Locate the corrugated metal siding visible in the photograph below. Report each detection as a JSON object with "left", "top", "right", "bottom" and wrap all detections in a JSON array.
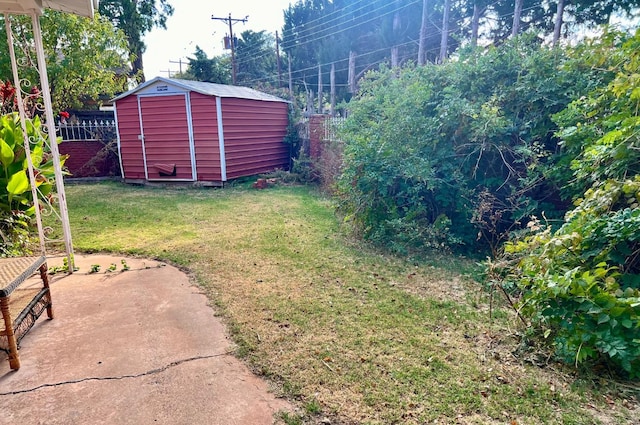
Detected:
[
  {"left": 139, "top": 95, "right": 194, "bottom": 180},
  {"left": 115, "top": 96, "right": 145, "bottom": 179},
  {"left": 220, "top": 98, "right": 289, "bottom": 180},
  {"left": 190, "top": 92, "right": 222, "bottom": 181}
]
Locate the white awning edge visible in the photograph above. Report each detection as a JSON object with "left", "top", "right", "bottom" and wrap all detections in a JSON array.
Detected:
[{"left": 0, "top": 0, "right": 96, "bottom": 18}]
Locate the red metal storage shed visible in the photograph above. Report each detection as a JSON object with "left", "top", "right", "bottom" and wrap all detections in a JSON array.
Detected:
[{"left": 113, "top": 77, "right": 290, "bottom": 185}]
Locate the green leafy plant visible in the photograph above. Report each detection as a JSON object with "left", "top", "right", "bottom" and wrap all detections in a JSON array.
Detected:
[
  {"left": 89, "top": 264, "right": 101, "bottom": 274},
  {"left": 0, "top": 210, "right": 32, "bottom": 257},
  {"left": 48, "top": 255, "right": 78, "bottom": 274},
  {"left": 506, "top": 179, "right": 640, "bottom": 377},
  {"left": 0, "top": 112, "right": 67, "bottom": 256},
  {"left": 551, "top": 29, "right": 640, "bottom": 201},
  {"left": 497, "top": 29, "right": 640, "bottom": 378}
]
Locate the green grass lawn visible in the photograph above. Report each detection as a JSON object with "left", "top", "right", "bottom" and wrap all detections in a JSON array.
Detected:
[{"left": 63, "top": 181, "right": 637, "bottom": 424}]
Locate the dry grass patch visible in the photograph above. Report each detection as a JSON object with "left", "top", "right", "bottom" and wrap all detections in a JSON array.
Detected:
[{"left": 65, "top": 181, "right": 639, "bottom": 425}]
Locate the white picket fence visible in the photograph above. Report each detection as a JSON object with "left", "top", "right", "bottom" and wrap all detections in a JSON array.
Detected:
[
  {"left": 299, "top": 116, "right": 346, "bottom": 143},
  {"left": 57, "top": 119, "right": 117, "bottom": 142},
  {"left": 56, "top": 117, "right": 345, "bottom": 143},
  {"left": 323, "top": 117, "right": 346, "bottom": 142}
]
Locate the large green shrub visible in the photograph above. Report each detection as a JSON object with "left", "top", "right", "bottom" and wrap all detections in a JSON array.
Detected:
[
  {"left": 336, "top": 35, "right": 600, "bottom": 254},
  {"left": 336, "top": 64, "right": 470, "bottom": 253},
  {"left": 501, "top": 30, "right": 640, "bottom": 378},
  {"left": 0, "top": 112, "right": 64, "bottom": 256},
  {"left": 550, "top": 29, "right": 640, "bottom": 201}
]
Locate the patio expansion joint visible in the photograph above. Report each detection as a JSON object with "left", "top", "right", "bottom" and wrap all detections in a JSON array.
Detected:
[{"left": 0, "top": 351, "right": 233, "bottom": 396}]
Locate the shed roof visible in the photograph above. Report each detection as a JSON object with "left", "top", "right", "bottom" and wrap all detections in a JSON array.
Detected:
[
  {"left": 113, "top": 77, "right": 289, "bottom": 103},
  {"left": 0, "top": 0, "right": 96, "bottom": 17}
]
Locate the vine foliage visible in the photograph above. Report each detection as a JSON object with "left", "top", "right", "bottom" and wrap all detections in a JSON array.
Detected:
[{"left": 502, "top": 30, "right": 640, "bottom": 377}]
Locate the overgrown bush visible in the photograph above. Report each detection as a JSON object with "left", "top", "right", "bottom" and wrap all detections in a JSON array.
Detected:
[
  {"left": 336, "top": 35, "right": 601, "bottom": 254},
  {"left": 498, "top": 30, "right": 640, "bottom": 378},
  {"left": 504, "top": 179, "right": 640, "bottom": 377},
  {"left": 336, "top": 63, "right": 470, "bottom": 252},
  {"left": 549, "top": 29, "right": 640, "bottom": 201},
  {"left": 335, "top": 27, "right": 640, "bottom": 376},
  {"left": 0, "top": 112, "right": 65, "bottom": 256}
]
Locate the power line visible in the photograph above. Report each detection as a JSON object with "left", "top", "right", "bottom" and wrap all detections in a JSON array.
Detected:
[
  {"left": 282, "top": 0, "right": 421, "bottom": 52},
  {"left": 204, "top": 1, "right": 562, "bottom": 92},
  {"left": 283, "top": 0, "right": 414, "bottom": 43},
  {"left": 239, "top": 0, "right": 509, "bottom": 70},
  {"left": 215, "top": 0, "right": 510, "bottom": 79},
  {"left": 229, "top": 1, "right": 400, "bottom": 71},
  {"left": 236, "top": 1, "right": 542, "bottom": 89},
  {"left": 212, "top": 13, "right": 248, "bottom": 85},
  {"left": 240, "top": 0, "right": 482, "bottom": 86},
  {"left": 234, "top": 0, "right": 421, "bottom": 70},
  {"left": 242, "top": 38, "right": 441, "bottom": 89}
]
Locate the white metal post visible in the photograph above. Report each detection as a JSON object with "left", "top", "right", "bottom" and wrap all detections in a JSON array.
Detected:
[{"left": 30, "top": 12, "right": 75, "bottom": 271}]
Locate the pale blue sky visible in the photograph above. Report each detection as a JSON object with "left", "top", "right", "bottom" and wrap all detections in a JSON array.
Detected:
[{"left": 143, "top": 0, "right": 293, "bottom": 80}]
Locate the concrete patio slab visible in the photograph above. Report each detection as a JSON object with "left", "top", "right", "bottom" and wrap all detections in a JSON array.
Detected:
[{"left": 0, "top": 254, "right": 291, "bottom": 424}]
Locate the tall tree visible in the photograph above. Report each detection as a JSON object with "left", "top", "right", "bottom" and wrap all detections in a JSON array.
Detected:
[
  {"left": 488, "top": 0, "right": 552, "bottom": 42},
  {"left": 235, "top": 30, "right": 278, "bottom": 86},
  {"left": 440, "top": 0, "right": 451, "bottom": 62},
  {"left": 512, "top": 0, "right": 524, "bottom": 36},
  {"left": 282, "top": 0, "right": 326, "bottom": 90},
  {"left": 418, "top": 0, "right": 429, "bottom": 64},
  {"left": 471, "top": 1, "right": 481, "bottom": 46},
  {"left": 469, "top": 0, "right": 492, "bottom": 47},
  {"left": 553, "top": 0, "right": 566, "bottom": 46},
  {"left": 181, "top": 46, "right": 231, "bottom": 84},
  {"left": 0, "top": 12, "right": 129, "bottom": 111},
  {"left": 99, "top": 0, "right": 174, "bottom": 82},
  {"left": 391, "top": 0, "right": 403, "bottom": 67},
  {"left": 282, "top": 0, "right": 355, "bottom": 101}
]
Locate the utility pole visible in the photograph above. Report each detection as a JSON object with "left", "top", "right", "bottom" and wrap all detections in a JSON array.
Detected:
[
  {"left": 330, "top": 63, "right": 335, "bottom": 117},
  {"left": 276, "top": 31, "right": 283, "bottom": 88},
  {"left": 169, "top": 58, "right": 187, "bottom": 75},
  {"left": 288, "top": 56, "right": 293, "bottom": 101},
  {"left": 212, "top": 13, "right": 248, "bottom": 85},
  {"left": 418, "top": 0, "right": 428, "bottom": 65},
  {"left": 439, "top": 0, "right": 450, "bottom": 63},
  {"left": 317, "top": 63, "right": 322, "bottom": 113}
]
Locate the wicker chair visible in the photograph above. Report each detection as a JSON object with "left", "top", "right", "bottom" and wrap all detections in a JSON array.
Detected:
[{"left": 0, "top": 256, "right": 53, "bottom": 370}]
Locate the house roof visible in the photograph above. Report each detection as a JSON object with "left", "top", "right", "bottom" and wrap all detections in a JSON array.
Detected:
[
  {"left": 113, "top": 77, "right": 289, "bottom": 103},
  {"left": 0, "top": 0, "right": 96, "bottom": 17}
]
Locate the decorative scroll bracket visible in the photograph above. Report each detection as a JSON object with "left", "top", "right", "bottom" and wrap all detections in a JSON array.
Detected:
[{"left": 3, "top": 12, "right": 75, "bottom": 270}]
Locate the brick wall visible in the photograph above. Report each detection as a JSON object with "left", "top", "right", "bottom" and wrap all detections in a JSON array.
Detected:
[
  {"left": 305, "top": 114, "right": 345, "bottom": 192},
  {"left": 308, "top": 114, "right": 326, "bottom": 160},
  {"left": 59, "top": 141, "right": 121, "bottom": 178}
]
